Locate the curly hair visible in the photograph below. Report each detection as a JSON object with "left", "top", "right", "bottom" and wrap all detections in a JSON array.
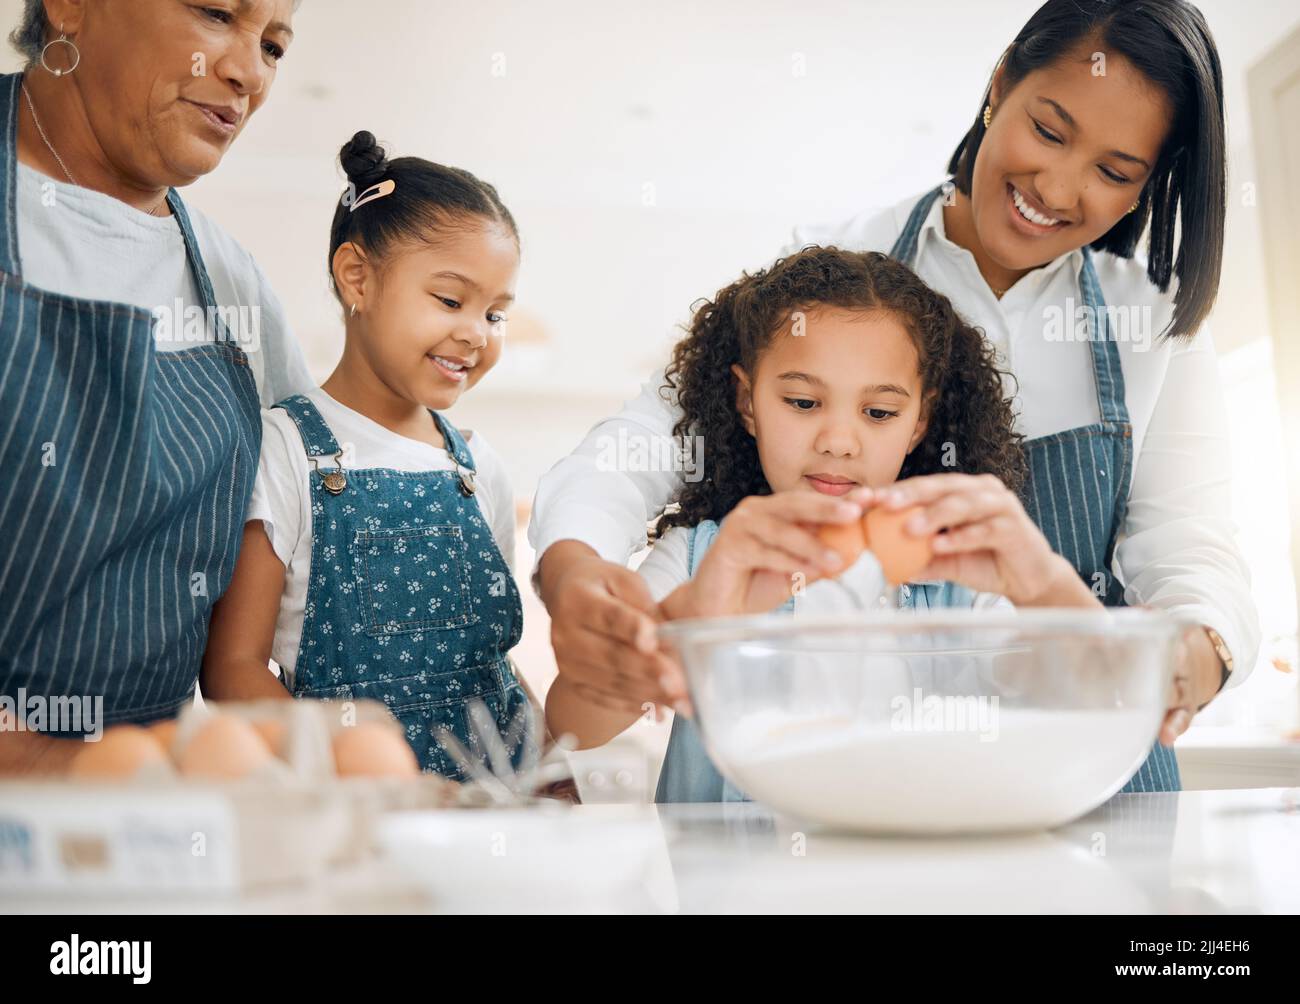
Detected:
[{"left": 655, "top": 246, "right": 1027, "bottom": 537}]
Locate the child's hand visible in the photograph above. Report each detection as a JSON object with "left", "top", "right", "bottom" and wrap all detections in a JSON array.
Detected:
[
  {"left": 663, "top": 492, "right": 864, "bottom": 619},
  {"left": 872, "top": 474, "right": 1100, "bottom": 608}
]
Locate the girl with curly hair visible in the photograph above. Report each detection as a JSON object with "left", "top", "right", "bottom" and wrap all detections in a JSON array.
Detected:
[{"left": 547, "top": 247, "right": 1108, "bottom": 797}]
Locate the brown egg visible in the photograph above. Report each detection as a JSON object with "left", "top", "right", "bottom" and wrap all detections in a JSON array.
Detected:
[
  {"left": 815, "top": 518, "right": 867, "bottom": 575},
  {"left": 251, "top": 718, "right": 287, "bottom": 757},
  {"left": 865, "top": 505, "right": 935, "bottom": 586},
  {"left": 147, "top": 719, "right": 179, "bottom": 755},
  {"left": 178, "top": 714, "right": 274, "bottom": 780},
  {"left": 69, "top": 725, "right": 169, "bottom": 780},
  {"left": 332, "top": 722, "right": 419, "bottom": 778}
]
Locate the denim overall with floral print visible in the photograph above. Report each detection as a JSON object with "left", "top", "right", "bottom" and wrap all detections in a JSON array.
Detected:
[{"left": 274, "top": 395, "right": 532, "bottom": 777}]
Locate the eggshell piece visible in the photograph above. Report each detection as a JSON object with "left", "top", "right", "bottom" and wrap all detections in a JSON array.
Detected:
[
  {"left": 69, "top": 725, "right": 169, "bottom": 780},
  {"left": 332, "top": 722, "right": 420, "bottom": 778},
  {"left": 178, "top": 714, "right": 275, "bottom": 780},
  {"left": 815, "top": 519, "right": 868, "bottom": 575},
  {"left": 864, "top": 505, "right": 934, "bottom": 585}
]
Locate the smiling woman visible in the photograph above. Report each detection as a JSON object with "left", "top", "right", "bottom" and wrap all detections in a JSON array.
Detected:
[
  {"left": 0, "top": 0, "right": 313, "bottom": 773},
  {"left": 944, "top": 0, "right": 1224, "bottom": 336}
]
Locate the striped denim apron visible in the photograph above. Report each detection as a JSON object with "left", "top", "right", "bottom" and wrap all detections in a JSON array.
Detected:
[
  {"left": 0, "top": 72, "right": 261, "bottom": 732},
  {"left": 888, "top": 183, "right": 1178, "bottom": 793}
]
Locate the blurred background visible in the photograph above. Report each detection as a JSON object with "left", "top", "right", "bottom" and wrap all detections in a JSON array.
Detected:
[{"left": 3, "top": 0, "right": 1297, "bottom": 795}]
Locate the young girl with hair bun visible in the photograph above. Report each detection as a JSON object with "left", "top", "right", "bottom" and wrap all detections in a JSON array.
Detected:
[{"left": 203, "top": 131, "right": 533, "bottom": 778}]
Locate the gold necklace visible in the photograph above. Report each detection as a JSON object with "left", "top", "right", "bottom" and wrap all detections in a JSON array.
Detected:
[{"left": 22, "top": 81, "right": 169, "bottom": 218}]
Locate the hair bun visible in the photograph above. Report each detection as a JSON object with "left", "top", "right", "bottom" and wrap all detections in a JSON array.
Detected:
[{"left": 340, "top": 130, "right": 389, "bottom": 189}]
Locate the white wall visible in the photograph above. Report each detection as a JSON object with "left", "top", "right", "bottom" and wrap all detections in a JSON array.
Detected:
[{"left": 2, "top": 0, "right": 1295, "bottom": 491}]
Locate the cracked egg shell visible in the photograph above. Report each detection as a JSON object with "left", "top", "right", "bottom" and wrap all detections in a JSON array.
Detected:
[
  {"left": 865, "top": 505, "right": 934, "bottom": 585},
  {"left": 814, "top": 519, "right": 868, "bottom": 576}
]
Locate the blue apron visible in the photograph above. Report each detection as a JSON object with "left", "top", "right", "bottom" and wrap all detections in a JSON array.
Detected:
[
  {"left": 890, "top": 184, "right": 1177, "bottom": 793},
  {"left": 274, "top": 394, "right": 534, "bottom": 778},
  {"left": 0, "top": 72, "right": 261, "bottom": 731},
  {"left": 657, "top": 184, "right": 1178, "bottom": 799}
]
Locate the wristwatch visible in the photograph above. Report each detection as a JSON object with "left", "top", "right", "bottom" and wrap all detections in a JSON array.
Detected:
[{"left": 1202, "top": 625, "right": 1234, "bottom": 702}]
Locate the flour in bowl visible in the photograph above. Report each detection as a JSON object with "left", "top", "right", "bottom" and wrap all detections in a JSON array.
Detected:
[{"left": 710, "top": 706, "right": 1160, "bottom": 833}]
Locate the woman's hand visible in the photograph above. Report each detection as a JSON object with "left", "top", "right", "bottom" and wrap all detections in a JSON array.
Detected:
[
  {"left": 662, "top": 492, "right": 864, "bottom": 620},
  {"left": 1158, "top": 625, "right": 1228, "bottom": 746},
  {"left": 870, "top": 473, "right": 1099, "bottom": 608},
  {"left": 539, "top": 540, "right": 685, "bottom": 717}
]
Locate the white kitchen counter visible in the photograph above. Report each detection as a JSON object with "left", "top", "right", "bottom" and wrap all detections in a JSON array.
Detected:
[{"left": 6, "top": 786, "right": 1298, "bottom": 914}]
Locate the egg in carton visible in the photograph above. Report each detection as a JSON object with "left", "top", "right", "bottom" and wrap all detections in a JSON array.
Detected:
[
  {"left": 63, "top": 699, "right": 455, "bottom": 869},
  {"left": 12, "top": 708, "right": 352, "bottom": 893}
]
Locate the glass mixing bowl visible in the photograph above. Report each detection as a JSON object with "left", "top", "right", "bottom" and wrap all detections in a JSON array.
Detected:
[{"left": 659, "top": 608, "right": 1184, "bottom": 833}]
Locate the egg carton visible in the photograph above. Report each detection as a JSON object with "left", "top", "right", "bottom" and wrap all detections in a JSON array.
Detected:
[
  {"left": 0, "top": 697, "right": 582, "bottom": 897},
  {"left": 0, "top": 776, "right": 346, "bottom": 895},
  {"left": 0, "top": 699, "right": 463, "bottom": 896}
]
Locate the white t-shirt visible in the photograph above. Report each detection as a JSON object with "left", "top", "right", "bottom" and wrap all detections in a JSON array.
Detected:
[
  {"left": 16, "top": 162, "right": 314, "bottom": 407},
  {"left": 528, "top": 185, "right": 1260, "bottom": 686},
  {"left": 638, "top": 525, "right": 1010, "bottom": 614},
  {"left": 246, "top": 388, "right": 516, "bottom": 686}
]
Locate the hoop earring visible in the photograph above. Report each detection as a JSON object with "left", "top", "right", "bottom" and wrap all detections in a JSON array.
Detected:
[
  {"left": 982, "top": 104, "right": 992, "bottom": 129},
  {"left": 350, "top": 302, "right": 358, "bottom": 318},
  {"left": 40, "top": 25, "right": 81, "bottom": 78},
  {"left": 1127, "top": 201, "right": 1139, "bottom": 215}
]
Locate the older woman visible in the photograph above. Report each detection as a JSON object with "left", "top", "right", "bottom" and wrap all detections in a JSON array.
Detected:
[{"left": 0, "top": 0, "right": 310, "bottom": 772}]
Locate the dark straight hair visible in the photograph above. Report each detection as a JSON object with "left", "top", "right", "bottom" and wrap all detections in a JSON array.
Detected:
[
  {"left": 947, "top": 0, "right": 1225, "bottom": 340},
  {"left": 327, "top": 131, "right": 519, "bottom": 303}
]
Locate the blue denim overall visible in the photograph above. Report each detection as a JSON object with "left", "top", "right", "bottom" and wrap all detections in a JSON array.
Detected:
[
  {"left": 656, "top": 519, "right": 974, "bottom": 803},
  {"left": 0, "top": 72, "right": 260, "bottom": 731},
  {"left": 890, "top": 184, "right": 1178, "bottom": 793},
  {"left": 273, "top": 395, "right": 533, "bottom": 777}
]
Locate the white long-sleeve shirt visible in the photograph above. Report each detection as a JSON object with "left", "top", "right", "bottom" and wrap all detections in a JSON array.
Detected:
[{"left": 528, "top": 185, "right": 1261, "bottom": 687}]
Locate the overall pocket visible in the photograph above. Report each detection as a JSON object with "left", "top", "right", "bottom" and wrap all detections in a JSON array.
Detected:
[{"left": 353, "top": 524, "right": 480, "bottom": 636}]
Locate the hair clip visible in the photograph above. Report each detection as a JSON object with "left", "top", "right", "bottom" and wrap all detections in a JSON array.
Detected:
[{"left": 349, "top": 179, "right": 396, "bottom": 213}]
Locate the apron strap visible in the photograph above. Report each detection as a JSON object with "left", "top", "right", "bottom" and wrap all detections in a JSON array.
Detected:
[
  {"left": 1077, "top": 246, "right": 1130, "bottom": 426},
  {"left": 166, "top": 189, "right": 222, "bottom": 315},
  {"left": 888, "top": 182, "right": 948, "bottom": 265},
  {"left": 0, "top": 73, "right": 24, "bottom": 278},
  {"left": 274, "top": 394, "right": 344, "bottom": 458}
]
